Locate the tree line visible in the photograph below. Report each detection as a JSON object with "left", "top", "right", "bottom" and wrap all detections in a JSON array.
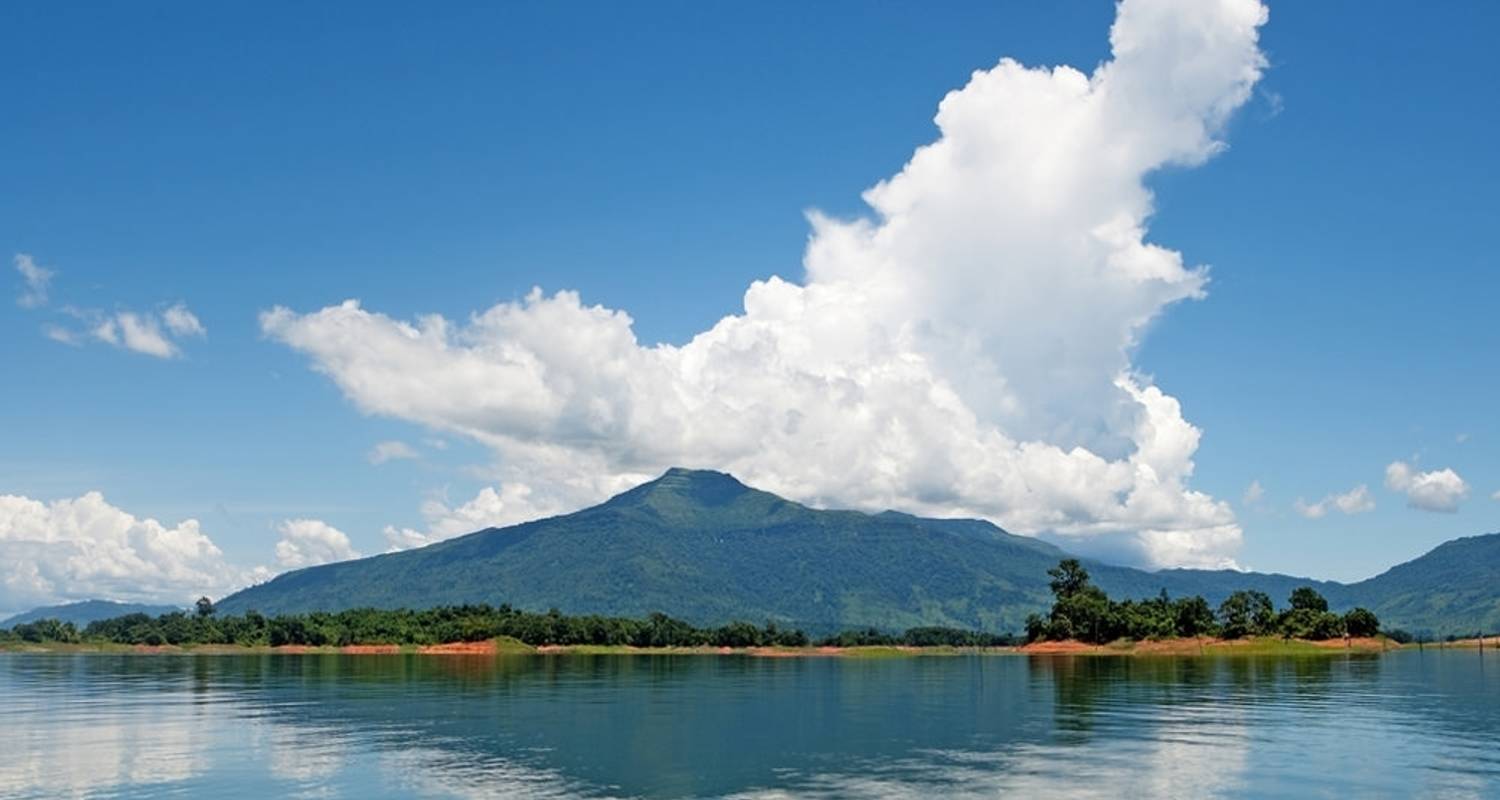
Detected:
[
  {"left": 0, "top": 599, "right": 1014, "bottom": 649},
  {"left": 1024, "top": 559, "right": 1382, "bottom": 644}
]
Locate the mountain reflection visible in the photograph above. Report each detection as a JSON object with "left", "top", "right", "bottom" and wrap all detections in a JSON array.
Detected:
[{"left": 0, "top": 651, "right": 1495, "bottom": 798}]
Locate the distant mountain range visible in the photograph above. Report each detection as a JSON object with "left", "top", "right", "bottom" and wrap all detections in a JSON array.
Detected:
[
  {"left": 217, "top": 468, "right": 1500, "bottom": 636},
  {"left": 2, "top": 599, "right": 182, "bottom": 629}
]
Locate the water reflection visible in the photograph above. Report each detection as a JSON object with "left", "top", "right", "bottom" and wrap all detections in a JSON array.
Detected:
[{"left": 0, "top": 651, "right": 1496, "bottom": 799}]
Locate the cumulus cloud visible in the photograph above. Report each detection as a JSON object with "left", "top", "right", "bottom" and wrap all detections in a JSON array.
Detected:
[
  {"left": 1293, "top": 484, "right": 1374, "bottom": 520},
  {"left": 383, "top": 484, "right": 563, "bottom": 551},
  {"left": 273, "top": 519, "right": 360, "bottom": 569},
  {"left": 262, "top": 0, "right": 1269, "bottom": 569},
  {"left": 368, "top": 440, "right": 420, "bottom": 465},
  {"left": 0, "top": 492, "right": 264, "bottom": 615},
  {"left": 1385, "top": 461, "right": 1469, "bottom": 513},
  {"left": 13, "top": 253, "right": 54, "bottom": 308}
]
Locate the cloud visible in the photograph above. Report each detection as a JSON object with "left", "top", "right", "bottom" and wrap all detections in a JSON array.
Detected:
[
  {"left": 162, "top": 303, "right": 206, "bottom": 338},
  {"left": 1241, "top": 480, "right": 1264, "bottom": 506},
  {"left": 1293, "top": 484, "right": 1374, "bottom": 519},
  {"left": 43, "top": 324, "right": 80, "bottom": 346},
  {"left": 14, "top": 254, "right": 206, "bottom": 358},
  {"left": 383, "top": 484, "right": 563, "bottom": 551},
  {"left": 1385, "top": 461, "right": 1470, "bottom": 513},
  {"left": 273, "top": 519, "right": 360, "bottom": 569},
  {"left": 1492, "top": 489, "right": 1500, "bottom": 502},
  {"left": 0, "top": 492, "right": 264, "bottom": 615},
  {"left": 262, "top": 0, "right": 1269, "bottom": 569},
  {"left": 13, "top": 253, "right": 54, "bottom": 308},
  {"left": 368, "top": 440, "right": 420, "bottom": 465},
  {"left": 75, "top": 305, "right": 208, "bottom": 359}
]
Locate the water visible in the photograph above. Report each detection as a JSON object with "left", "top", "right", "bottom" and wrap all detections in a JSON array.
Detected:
[{"left": 1, "top": 651, "right": 1496, "bottom": 798}]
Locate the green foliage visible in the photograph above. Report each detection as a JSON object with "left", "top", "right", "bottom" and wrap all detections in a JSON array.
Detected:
[
  {"left": 1217, "top": 590, "right": 1275, "bottom": 639},
  {"left": 61, "top": 605, "right": 821, "bottom": 649},
  {"left": 0, "top": 604, "right": 1023, "bottom": 651},
  {"left": 1343, "top": 607, "right": 1380, "bottom": 637},
  {"left": 10, "top": 618, "right": 80, "bottom": 644},
  {"left": 1028, "top": 561, "right": 1376, "bottom": 644},
  {"left": 1289, "top": 587, "right": 1330, "bottom": 613}
]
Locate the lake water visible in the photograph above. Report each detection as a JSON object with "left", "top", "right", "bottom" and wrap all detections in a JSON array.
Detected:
[{"left": 2, "top": 650, "right": 1496, "bottom": 798}]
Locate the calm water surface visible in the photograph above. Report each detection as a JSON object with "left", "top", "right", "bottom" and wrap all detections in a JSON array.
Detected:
[{"left": 2, "top": 650, "right": 1496, "bottom": 798}]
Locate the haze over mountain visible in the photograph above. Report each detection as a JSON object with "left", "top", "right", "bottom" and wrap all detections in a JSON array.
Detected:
[
  {"left": 219, "top": 469, "right": 1500, "bottom": 636},
  {"left": 2, "top": 599, "right": 182, "bottom": 629}
]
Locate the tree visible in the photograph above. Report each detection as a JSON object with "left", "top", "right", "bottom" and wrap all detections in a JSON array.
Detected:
[
  {"left": 1024, "top": 613, "right": 1047, "bottom": 643},
  {"left": 1289, "top": 587, "right": 1329, "bottom": 613},
  {"left": 195, "top": 597, "right": 216, "bottom": 618},
  {"left": 1173, "top": 596, "right": 1217, "bottom": 638},
  {"left": 1217, "top": 590, "right": 1274, "bottom": 639},
  {"left": 1343, "top": 607, "right": 1380, "bottom": 638},
  {"left": 1047, "top": 559, "right": 1092, "bottom": 601}
]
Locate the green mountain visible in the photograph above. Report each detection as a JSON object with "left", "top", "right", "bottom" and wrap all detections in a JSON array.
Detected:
[
  {"left": 2, "top": 599, "right": 182, "bottom": 629},
  {"left": 1341, "top": 533, "right": 1500, "bottom": 636},
  {"left": 218, "top": 468, "right": 1500, "bottom": 636}
]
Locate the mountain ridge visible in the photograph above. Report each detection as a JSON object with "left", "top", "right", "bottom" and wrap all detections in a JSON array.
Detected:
[
  {"left": 2, "top": 599, "right": 183, "bottom": 629},
  {"left": 218, "top": 468, "right": 1500, "bottom": 636}
]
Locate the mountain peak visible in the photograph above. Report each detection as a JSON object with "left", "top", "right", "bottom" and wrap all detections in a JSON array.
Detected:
[
  {"left": 619, "top": 467, "right": 753, "bottom": 508},
  {"left": 591, "top": 467, "right": 802, "bottom": 528}
]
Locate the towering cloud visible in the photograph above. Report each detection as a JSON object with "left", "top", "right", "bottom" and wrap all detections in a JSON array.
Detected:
[
  {"left": 263, "top": 0, "right": 1269, "bottom": 568},
  {"left": 0, "top": 492, "right": 262, "bottom": 615}
]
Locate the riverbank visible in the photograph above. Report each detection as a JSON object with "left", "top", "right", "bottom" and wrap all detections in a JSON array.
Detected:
[
  {"left": 0, "top": 638, "right": 998, "bottom": 658},
  {"left": 0, "top": 634, "right": 1441, "bottom": 657}
]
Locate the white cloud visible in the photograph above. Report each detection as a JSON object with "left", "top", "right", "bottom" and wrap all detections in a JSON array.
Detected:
[
  {"left": 0, "top": 492, "right": 264, "bottom": 615},
  {"left": 383, "top": 484, "right": 562, "bottom": 551},
  {"left": 43, "top": 324, "right": 80, "bottom": 346},
  {"left": 1492, "top": 489, "right": 1500, "bottom": 502},
  {"left": 114, "top": 312, "right": 178, "bottom": 358},
  {"left": 14, "top": 253, "right": 54, "bottom": 308},
  {"left": 71, "top": 305, "right": 208, "bottom": 358},
  {"left": 262, "top": 0, "right": 1269, "bottom": 569},
  {"left": 368, "top": 440, "right": 420, "bottom": 465},
  {"left": 162, "top": 303, "right": 206, "bottom": 338},
  {"left": 43, "top": 305, "right": 205, "bottom": 358},
  {"left": 1242, "top": 480, "right": 1264, "bottom": 506},
  {"left": 1293, "top": 484, "right": 1375, "bottom": 519},
  {"left": 15, "top": 253, "right": 206, "bottom": 358},
  {"left": 1385, "top": 461, "right": 1470, "bottom": 513},
  {"left": 273, "top": 519, "right": 360, "bottom": 569}
]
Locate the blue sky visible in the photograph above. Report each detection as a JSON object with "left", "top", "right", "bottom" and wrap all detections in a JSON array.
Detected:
[{"left": 2, "top": 1, "right": 1496, "bottom": 611}]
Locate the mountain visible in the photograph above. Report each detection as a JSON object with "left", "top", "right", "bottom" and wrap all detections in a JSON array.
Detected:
[
  {"left": 2, "top": 599, "right": 183, "bottom": 629},
  {"left": 218, "top": 468, "right": 1500, "bottom": 636},
  {"left": 1340, "top": 533, "right": 1500, "bottom": 636}
]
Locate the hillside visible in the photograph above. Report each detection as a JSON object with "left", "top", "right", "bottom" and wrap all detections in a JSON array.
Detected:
[
  {"left": 2, "top": 599, "right": 182, "bottom": 629},
  {"left": 219, "top": 468, "right": 1500, "bottom": 636},
  {"left": 1342, "top": 533, "right": 1500, "bottom": 636}
]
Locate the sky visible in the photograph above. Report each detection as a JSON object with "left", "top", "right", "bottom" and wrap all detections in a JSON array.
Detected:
[{"left": 2, "top": 0, "right": 1497, "bottom": 615}]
